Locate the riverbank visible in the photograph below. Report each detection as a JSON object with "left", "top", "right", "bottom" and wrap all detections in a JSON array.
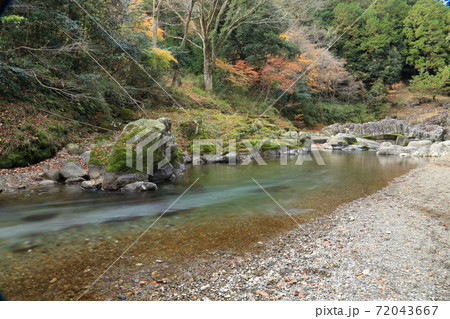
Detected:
[{"left": 109, "top": 156, "right": 449, "bottom": 301}]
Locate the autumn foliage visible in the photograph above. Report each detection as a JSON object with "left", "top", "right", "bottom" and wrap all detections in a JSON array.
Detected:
[
  {"left": 215, "top": 59, "right": 259, "bottom": 89},
  {"left": 259, "top": 54, "right": 314, "bottom": 94},
  {"left": 129, "top": 0, "right": 164, "bottom": 40}
]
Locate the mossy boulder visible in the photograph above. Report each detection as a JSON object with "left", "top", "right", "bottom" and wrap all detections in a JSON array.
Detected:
[{"left": 104, "top": 118, "right": 183, "bottom": 189}]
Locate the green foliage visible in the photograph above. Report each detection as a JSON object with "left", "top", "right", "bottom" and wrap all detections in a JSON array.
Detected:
[
  {"left": 0, "top": 15, "right": 25, "bottom": 23},
  {"left": 0, "top": 113, "right": 76, "bottom": 169},
  {"left": 220, "top": 2, "right": 299, "bottom": 67},
  {"left": 283, "top": 102, "right": 375, "bottom": 127},
  {"left": 333, "top": 0, "right": 410, "bottom": 85},
  {"left": 410, "top": 66, "right": 450, "bottom": 98},
  {"left": 403, "top": 0, "right": 450, "bottom": 74},
  {"left": 0, "top": 0, "right": 164, "bottom": 113}
]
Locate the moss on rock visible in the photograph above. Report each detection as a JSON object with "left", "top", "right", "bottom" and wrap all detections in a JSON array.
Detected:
[{"left": 105, "top": 118, "right": 182, "bottom": 174}]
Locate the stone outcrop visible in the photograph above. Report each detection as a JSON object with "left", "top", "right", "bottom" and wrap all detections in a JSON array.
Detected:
[
  {"left": 322, "top": 118, "right": 445, "bottom": 142},
  {"left": 376, "top": 141, "right": 450, "bottom": 158}
]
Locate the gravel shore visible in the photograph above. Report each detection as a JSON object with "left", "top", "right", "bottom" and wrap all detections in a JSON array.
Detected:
[{"left": 112, "top": 156, "right": 449, "bottom": 301}]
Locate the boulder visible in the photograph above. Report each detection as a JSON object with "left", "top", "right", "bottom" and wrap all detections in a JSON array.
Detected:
[
  {"left": 429, "top": 143, "right": 444, "bottom": 157},
  {"left": 205, "top": 155, "right": 229, "bottom": 164},
  {"left": 396, "top": 136, "right": 411, "bottom": 146},
  {"left": 377, "top": 145, "right": 405, "bottom": 156},
  {"left": 324, "top": 136, "right": 348, "bottom": 150},
  {"left": 121, "top": 182, "right": 158, "bottom": 192},
  {"left": 104, "top": 118, "right": 184, "bottom": 187},
  {"left": 65, "top": 177, "right": 86, "bottom": 185},
  {"left": 377, "top": 144, "right": 416, "bottom": 156},
  {"left": 379, "top": 142, "right": 393, "bottom": 148},
  {"left": 311, "top": 134, "right": 330, "bottom": 144},
  {"left": 103, "top": 172, "right": 121, "bottom": 191},
  {"left": 103, "top": 173, "right": 149, "bottom": 191},
  {"left": 148, "top": 164, "right": 175, "bottom": 183},
  {"left": 356, "top": 138, "right": 380, "bottom": 149},
  {"left": 67, "top": 143, "right": 86, "bottom": 155},
  {"left": 412, "top": 147, "right": 430, "bottom": 158},
  {"left": 335, "top": 133, "right": 358, "bottom": 145},
  {"left": 116, "top": 174, "right": 149, "bottom": 189},
  {"left": 428, "top": 142, "right": 450, "bottom": 157},
  {"left": 88, "top": 164, "right": 104, "bottom": 180},
  {"left": 81, "top": 151, "right": 91, "bottom": 164},
  {"left": 42, "top": 169, "right": 61, "bottom": 181},
  {"left": 60, "top": 162, "right": 88, "bottom": 180},
  {"left": 408, "top": 140, "right": 432, "bottom": 148},
  {"left": 81, "top": 180, "right": 102, "bottom": 191}
]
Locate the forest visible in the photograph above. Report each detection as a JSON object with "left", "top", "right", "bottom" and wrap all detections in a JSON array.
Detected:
[
  {"left": 1, "top": 1, "right": 450, "bottom": 304},
  {"left": 0, "top": 0, "right": 449, "bottom": 168}
]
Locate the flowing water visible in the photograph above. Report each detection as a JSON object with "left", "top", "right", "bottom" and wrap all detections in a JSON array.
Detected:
[{"left": 0, "top": 152, "right": 419, "bottom": 300}]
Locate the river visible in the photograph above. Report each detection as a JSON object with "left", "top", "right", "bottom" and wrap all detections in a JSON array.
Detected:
[{"left": 0, "top": 152, "right": 419, "bottom": 300}]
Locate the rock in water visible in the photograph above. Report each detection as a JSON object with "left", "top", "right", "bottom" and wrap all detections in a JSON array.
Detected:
[
  {"left": 60, "top": 162, "right": 88, "bottom": 180},
  {"left": 103, "top": 118, "right": 184, "bottom": 190},
  {"left": 121, "top": 182, "right": 158, "bottom": 192},
  {"left": 81, "top": 180, "right": 102, "bottom": 191},
  {"left": 65, "top": 177, "right": 86, "bottom": 185}
]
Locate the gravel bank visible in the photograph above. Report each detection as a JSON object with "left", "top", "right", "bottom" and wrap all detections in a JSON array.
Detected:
[
  {"left": 0, "top": 149, "right": 89, "bottom": 193},
  {"left": 112, "top": 156, "right": 449, "bottom": 301}
]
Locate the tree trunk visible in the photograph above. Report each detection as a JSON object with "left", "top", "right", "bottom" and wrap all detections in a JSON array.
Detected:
[
  {"left": 203, "top": 43, "right": 214, "bottom": 91},
  {"left": 152, "top": 1, "right": 158, "bottom": 48},
  {"left": 204, "top": 58, "right": 214, "bottom": 91}
]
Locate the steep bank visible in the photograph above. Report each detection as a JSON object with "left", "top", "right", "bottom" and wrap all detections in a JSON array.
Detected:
[{"left": 112, "top": 156, "right": 449, "bottom": 301}]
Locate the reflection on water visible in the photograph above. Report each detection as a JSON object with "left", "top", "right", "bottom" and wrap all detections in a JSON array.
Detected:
[{"left": 0, "top": 152, "right": 419, "bottom": 300}]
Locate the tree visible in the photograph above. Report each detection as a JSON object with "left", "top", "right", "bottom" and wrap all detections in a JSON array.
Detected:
[
  {"left": 410, "top": 66, "right": 450, "bottom": 99},
  {"left": 220, "top": 1, "right": 299, "bottom": 67},
  {"left": 403, "top": 0, "right": 450, "bottom": 75},
  {"left": 167, "top": 0, "right": 265, "bottom": 91},
  {"left": 287, "top": 31, "right": 364, "bottom": 101},
  {"left": 332, "top": 0, "right": 410, "bottom": 85},
  {"left": 215, "top": 59, "right": 258, "bottom": 90}
]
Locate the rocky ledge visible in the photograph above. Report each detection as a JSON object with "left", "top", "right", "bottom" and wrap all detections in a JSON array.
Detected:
[
  {"left": 315, "top": 117, "right": 450, "bottom": 158},
  {"left": 321, "top": 117, "right": 449, "bottom": 142}
]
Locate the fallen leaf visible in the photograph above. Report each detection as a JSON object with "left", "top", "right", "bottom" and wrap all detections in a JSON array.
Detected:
[
  {"left": 295, "top": 291, "right": 306, "bottom": 298},
  {"left": 256, "top": 290, "right": 269, "bottom": 297}
]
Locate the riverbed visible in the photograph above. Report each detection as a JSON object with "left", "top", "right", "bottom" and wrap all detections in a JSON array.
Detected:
[{"left": 0, "top": 152, "right": 420, "bottom": 300}]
